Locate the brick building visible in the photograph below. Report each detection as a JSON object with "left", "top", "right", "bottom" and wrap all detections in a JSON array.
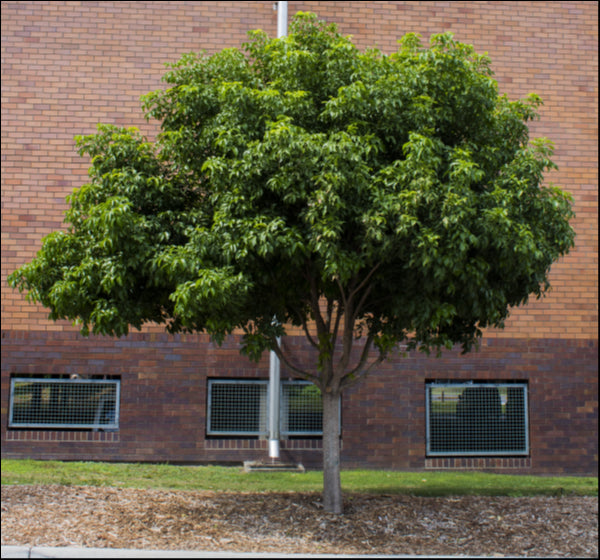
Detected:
[{"left": 1, "top": 1, "right": 597, "bottom": 473}]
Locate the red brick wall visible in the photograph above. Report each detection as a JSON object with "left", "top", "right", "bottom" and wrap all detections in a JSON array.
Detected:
[
  {"left": 1, "top": 0, "right": 281, "bottom": 332},
  {"left": 2, "top": 0, "right": 597, "bottom": 339},
  {"left": 343, "top": 336, "right": 598, "bottom": 473},
  {"left": 1, "top": 2, "right": 597, "bottom": 472},
  {"left": 1, "top": 330, "right": 597, "bottom": 473}
]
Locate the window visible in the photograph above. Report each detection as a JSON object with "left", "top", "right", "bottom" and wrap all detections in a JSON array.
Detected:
[
  {"left": 8, "top": 376, "right": 120, "bottom": 431},
  {"left": 207, "top": 379, "right": 323, "bottom": 437},
  {"left": 207, "top": 380, "right": 268, "bottom": 436},
  {"left": 426, "top": 382, "right": 528, "bottom": 456},
  {"left": 281, "top": 381, "right": 323, "bottom": 436}
]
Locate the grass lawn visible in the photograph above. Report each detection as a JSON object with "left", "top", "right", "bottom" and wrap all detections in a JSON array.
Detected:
[{"left": 1, "top": 459, "right": 597, "bottom": 497}]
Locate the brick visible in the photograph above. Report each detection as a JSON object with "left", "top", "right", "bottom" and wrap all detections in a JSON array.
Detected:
[
  {"left": 1, "top": 0, "right": 596, "bottom": 338},
  {"left": 1, "top": 1, "right": 597, "bottom": 473},
  {"left": 1, "top": 330, "right": 595, "bottom": 473}
]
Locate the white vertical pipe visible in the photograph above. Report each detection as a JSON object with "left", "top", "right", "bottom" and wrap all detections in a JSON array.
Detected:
[
  {"left": 268, "top": 338, "right": 281, "bottom": 460},
  {"left": 268, "top": 1, "right": 288, "bottom": 461},
  {"left": 277, "top": 0, "right": 288, "bottom": 37}
]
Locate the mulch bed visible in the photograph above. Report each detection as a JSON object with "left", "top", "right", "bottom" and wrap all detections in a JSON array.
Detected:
[{"left": 1, "top": 485, "right": 597, "bottom": 557}]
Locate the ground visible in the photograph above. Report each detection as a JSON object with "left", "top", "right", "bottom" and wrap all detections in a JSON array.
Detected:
[{"left": 1, "top": 485, "right": 597, "bottom": 557}]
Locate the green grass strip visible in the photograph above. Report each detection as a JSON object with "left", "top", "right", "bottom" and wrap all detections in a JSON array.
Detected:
[{"left": 1, "top": 459, "right": 597, "bottom": 497}]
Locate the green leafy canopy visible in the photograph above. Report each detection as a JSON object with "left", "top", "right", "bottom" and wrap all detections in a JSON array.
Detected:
[{"left": 10, "top": 13, "right": 575, "bottom": 389}]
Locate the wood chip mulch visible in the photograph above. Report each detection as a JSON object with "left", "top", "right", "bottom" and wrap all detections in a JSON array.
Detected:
[{"left": 1, "top": 485, "right": 597, "bottom": 557}]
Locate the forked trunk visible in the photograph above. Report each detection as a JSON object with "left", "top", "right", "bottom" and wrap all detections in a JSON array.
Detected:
[{"left": 321, "top": 389, "right": 343, "bottom": 514}]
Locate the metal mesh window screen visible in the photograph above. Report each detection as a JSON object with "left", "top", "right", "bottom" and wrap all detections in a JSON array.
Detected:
[
  {"left": 281, "top": 381, "right": 323, "bottom": 436},
  {"left": 9, "top": 378, "right": 120, "bottom": 430},
  {"left": 426, "top": 383, "right": 528, "bottom": 456},
  {"left": 207, "top": 380, "right": 268, "bottom": 436},
  {"left": 207, "top": 380, "right": 324, "bottom": 437}
]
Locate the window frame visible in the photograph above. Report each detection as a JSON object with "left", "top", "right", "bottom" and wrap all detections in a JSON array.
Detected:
[
  {"left": 206, "top": 379, "right": 325, "bottom": 438},
  {"left": 206, "top": 379, "right": 269, "bottom": 437},
  {"left": 8, "top": 376, "right": 121, "bottom": 431},
  {"left": 280, "top": 380, "right": 324, "bottom": 437},
  {"left": 425, "top": 381, "right": 529, "bottom": 457}
]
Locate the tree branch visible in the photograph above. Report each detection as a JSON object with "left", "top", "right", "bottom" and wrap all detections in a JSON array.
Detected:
[
  {"left": 348, "top": 262, "right": 381, "bottom": 304},
  {"left": 335, "top": 277, "right": 349, "bottom": 312},
  {"left": 351, "top": 334, "right": 375, "bottom": 375},
  {"left": 274, "top": 338, "right": 320, "bottom": 384},
  {"left": 340, "top": 353, "right": 385, "bottom": 391},
  {"left": 301, "top": 316, "right": 320, "bottom": 349},
  {"left": 292, "top": 305, "right": 319, "bottom": 349},
  {"left": 336, "top": 297, "right": 356, "bottom": 376},
  {"left": 324, "top": 296, "right": 335, "bottom": 332},
  {"left": 340, "top": 337, "right": 386, "bottom": 390},
  {"left": 337, "top": 262, "right": 379, "bottom": 332},
  {"left": 353, "top": 283, "right": 374, "bottom": 324},
  {"left": 309, "top": 268, "right": 327, "bottom": 339},
  {"left": 331, "top": 300, "right": 343, "bottom": 353}
]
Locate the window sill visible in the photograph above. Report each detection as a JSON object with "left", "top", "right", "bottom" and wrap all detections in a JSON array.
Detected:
[{"left": 5, "top": 430, "right": 120, "bottom": 442}]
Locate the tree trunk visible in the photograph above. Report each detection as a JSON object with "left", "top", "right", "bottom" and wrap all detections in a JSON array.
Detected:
[{"left": 321, "top": 389, "right": 343, "bottom": 514}]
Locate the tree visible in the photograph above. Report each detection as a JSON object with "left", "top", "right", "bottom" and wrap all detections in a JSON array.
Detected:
[{"left": 9, "top": 13, "right": 575, "bottom": 513}]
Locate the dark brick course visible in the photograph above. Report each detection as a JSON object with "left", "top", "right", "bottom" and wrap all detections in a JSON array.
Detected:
[{"left": 2, "top": 330, "right": 597, "bottom": 474}]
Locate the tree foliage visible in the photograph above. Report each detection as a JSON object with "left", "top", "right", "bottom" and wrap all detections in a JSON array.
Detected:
[{"left": 10, "top": 13, "right": 575, "bottom": 513}]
